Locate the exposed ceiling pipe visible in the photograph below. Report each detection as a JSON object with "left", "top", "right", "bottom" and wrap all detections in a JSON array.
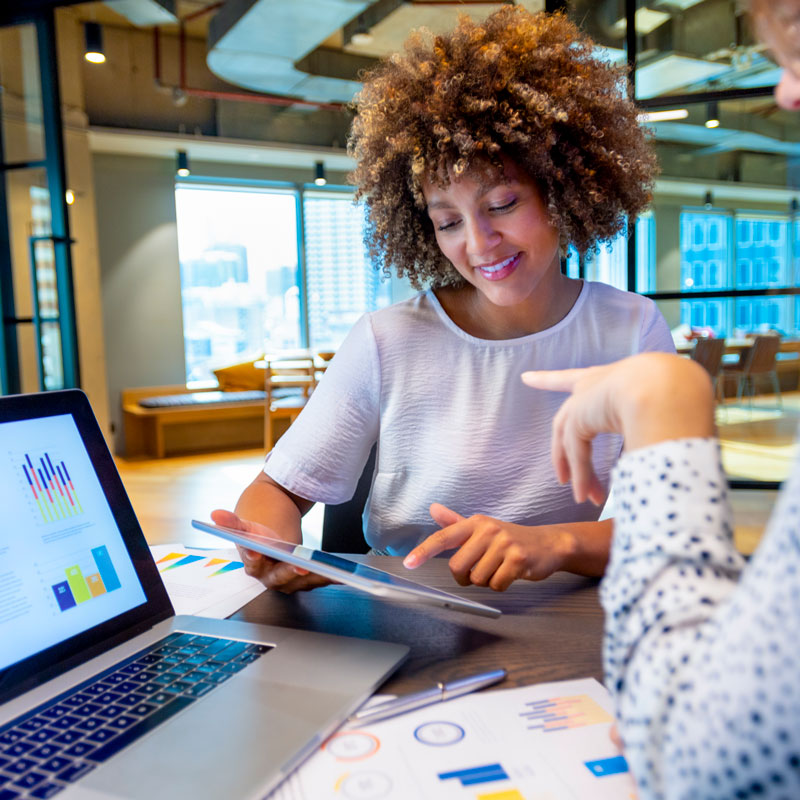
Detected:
[{"left": 151, "top": 3, "right": 346, "bottom": 112}]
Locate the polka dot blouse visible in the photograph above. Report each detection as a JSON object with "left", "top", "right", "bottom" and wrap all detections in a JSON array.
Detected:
[{"left": 601, "top": 436, "right": 800, "bottom": 800}]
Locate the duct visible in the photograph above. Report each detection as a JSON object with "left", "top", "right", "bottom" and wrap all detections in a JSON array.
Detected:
[
  {"left": 103, "top": 0, "right": 177, "bottom": 26},
  {"left": 651, "top": 122, "right": 800, "bottom": 157},
  {"left": 207, "top": 0, "right": 375, "bottom": 104}
]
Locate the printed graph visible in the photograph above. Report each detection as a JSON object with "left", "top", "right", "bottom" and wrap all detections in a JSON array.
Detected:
[
  {"left": 520, "top": 694, "right": 613, "bottom": 733},
  {"left": 21, "top": 451, "right": 83, "bottom": 523},
  {"left": 439, "top": 763, "right": 509, "bottom": 787},
  {"left": 51, "top": 546, "right": 121, "bottom": 611},
  {"left": 155, "top": 551, "right": 244, "bottom": 577}
]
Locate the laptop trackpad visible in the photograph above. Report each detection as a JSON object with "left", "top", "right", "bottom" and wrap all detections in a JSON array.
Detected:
[{"left": 74, "top": 675, "right": 349, "bottom": 800}]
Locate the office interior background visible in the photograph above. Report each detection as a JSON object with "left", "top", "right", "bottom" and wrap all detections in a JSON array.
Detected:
[{"left": 1, "top": 0, "right": 798, "bottom": 505}]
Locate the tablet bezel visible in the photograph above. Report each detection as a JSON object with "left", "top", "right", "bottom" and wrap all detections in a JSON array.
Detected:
[{"left": 191, "top": 520, "right": 502, "bottom": 619}]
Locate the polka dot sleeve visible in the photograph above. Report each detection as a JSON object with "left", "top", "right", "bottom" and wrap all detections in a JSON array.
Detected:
[{"left": 601, "top": 436, "right": 800, "bottom": 799}]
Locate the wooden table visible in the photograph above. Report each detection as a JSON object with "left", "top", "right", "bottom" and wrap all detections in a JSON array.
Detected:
[{"left": 231, "top": 556, "right": 605, "bottom": 694}]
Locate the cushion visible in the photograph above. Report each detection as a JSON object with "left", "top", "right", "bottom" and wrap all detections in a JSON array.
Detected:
[
  {"left": 212, "top": 357, "right": 264, "bottom": 391},
  {"left": 139, "top": 390, "right": 265, "bottom": 408}
]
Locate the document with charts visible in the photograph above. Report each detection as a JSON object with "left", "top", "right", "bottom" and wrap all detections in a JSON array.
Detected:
[{"left": 269, "top": 677, "right": 635, "bottom": 800}]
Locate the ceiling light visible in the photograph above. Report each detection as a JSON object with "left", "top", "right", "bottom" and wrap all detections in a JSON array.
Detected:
[
  {"left": 349, "top": 14, "right": 373, "bottom": 46},
  {"left": 176, "top": 151, "right": 190, "bottom": 177},
  {"left": 705, "top": 101, "right": 720, "bottom": 129},
  {"left": 84, "top": 22, "right": 105, "bottom": 64},
  {"left": 314, "top": 161, "right": 327, "bottom": 186},
  {"left": 65, "top": 189, "right": 75, "bottom": 205},
  {"left": 639, "top": 108, "right": 689, "bottom": 122}
]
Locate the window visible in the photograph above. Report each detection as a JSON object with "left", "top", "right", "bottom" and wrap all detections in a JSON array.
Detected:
[
  {"left": 175, "top": 185, "right": 301, "bottom": 383},
  {"left": 303, "top": 191, "right": 391, "bottom": 350},
  {"left": 175, "top": 183, "right": 397, "bottom": 384}
]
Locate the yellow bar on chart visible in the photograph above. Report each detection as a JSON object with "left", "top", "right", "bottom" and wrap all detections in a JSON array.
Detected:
[
  {"left": 86, "top": 573, "right": 107, "bottom": 597},
  {"left": 477, "top": 791, "right": 525, "bottom": 800}
]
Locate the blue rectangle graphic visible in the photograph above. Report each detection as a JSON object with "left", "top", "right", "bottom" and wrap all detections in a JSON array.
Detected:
[
  {"left": 438, "top": 763, "right": 509, "bottom": 787},
  {"left": 585, "top": 755, "right": 629, "bottom": 777},
  {"left": 91, "top": 545, "right": 121, "bottom": 592}
]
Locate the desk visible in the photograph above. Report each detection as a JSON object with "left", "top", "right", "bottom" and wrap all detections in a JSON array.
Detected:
[{"left": 231, "top": 556, "right": 604, "bottom": 693}]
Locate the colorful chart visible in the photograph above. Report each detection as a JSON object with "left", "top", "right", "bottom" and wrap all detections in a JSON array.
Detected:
[
  {"left": 156, "top": 551, "right": 244, "bottom": 577},
  {"left": 520, "top": 694, "right": 613, "bottom": 732},
  {"left": 51, "top": 545, "right": 121, "bottom": 611},
  {"left": 21, "top": 451, "right": 83, "bottom": 523}
]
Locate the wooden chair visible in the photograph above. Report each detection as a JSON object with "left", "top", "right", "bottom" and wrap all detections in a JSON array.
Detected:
[
  {"left": 721, "top": 334, "right": 782, "bottom": 408},
  {"left": 690, "top": 337, "right": 725, "bottom": 402},
  {"left": 264, "top": 355, "right": 317, "bottom": 451}
]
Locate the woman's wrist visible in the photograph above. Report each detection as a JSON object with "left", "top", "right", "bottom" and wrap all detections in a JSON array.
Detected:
[{"left": 620, "top": 357, "right": 715, "bottom": 451}]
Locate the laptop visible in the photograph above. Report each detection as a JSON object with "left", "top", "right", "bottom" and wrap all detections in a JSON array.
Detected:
[{"left": 0, "top": 390, "right": 409, "bottom": 800}]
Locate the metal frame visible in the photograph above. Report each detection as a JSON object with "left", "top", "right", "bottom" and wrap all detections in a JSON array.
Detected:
[{"left": 0, "top": 7, "right": 81, "bottom": 393}]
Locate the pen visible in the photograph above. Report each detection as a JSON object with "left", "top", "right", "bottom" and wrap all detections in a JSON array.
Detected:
[{"left": 348, "top": 668, "right": 507, "bottom": 726}]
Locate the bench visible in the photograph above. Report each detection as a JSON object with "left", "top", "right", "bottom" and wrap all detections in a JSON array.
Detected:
[{"left": 121, "top": 385, "right": 266, "bottom": 458}]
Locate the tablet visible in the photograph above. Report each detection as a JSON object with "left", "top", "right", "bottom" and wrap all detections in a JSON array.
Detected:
[{"left": 191, "top": 520, "right": 502, "bottom": 619}]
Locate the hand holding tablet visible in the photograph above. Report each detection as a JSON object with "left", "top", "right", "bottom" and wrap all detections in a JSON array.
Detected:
[{"left": 192, "top": 519, "right": 502, "bottom": 618}]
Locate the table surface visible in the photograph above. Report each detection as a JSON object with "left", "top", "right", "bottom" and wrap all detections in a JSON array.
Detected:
[{"left": 232, "top": 556, "right": 604, "bottom": 694}]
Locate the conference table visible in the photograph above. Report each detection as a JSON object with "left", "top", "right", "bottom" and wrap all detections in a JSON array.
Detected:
[{"left": 231, "top": 556, "right": 605, "bottom": 693}]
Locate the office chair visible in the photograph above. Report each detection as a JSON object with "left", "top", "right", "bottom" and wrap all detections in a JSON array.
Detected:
[
  {"left": 721, "top": 334, "right": 782, "bottom": 408},
  {"left": 321, "top": 445, "right": 376, "bottom": 553},
  {"left": 690, "top": 337, "right": 725, "bottom": 402}
]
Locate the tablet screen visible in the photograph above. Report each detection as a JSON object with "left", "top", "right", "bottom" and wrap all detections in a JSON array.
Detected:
[{"left": 192, "top": 521, "right": 501, "bottom": 618}]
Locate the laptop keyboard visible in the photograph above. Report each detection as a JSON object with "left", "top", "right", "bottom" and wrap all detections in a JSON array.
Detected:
[{"left": 0, "top": 632, "right": 272, "bottom": 799}]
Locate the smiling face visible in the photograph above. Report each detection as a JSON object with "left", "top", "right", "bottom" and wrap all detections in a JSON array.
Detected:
[{"left": 421, "top": 159, "right": 562, "bottom": 317}]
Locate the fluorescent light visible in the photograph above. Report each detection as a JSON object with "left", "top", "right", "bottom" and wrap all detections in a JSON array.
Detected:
[{"left": 639, "top": 108, "right": 689, "bottom": 122}]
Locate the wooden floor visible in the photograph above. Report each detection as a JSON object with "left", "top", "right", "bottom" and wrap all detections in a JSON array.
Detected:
[{"left": 116, "top": 392, "right": 800, "bottom": 558}]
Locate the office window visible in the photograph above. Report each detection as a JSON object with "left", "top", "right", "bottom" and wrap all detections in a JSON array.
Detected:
[
  {"left": 175, "top": 185, "right": 301, "bottom": 383},
  {"left": 734, "top": 214, "right": 790, "bottom": 334},
  {"left": 303, "top": 191, "right": 391, "bottom": 350},
  {"left": 679, "top": 211, "right": 731, "bottom": 335}
]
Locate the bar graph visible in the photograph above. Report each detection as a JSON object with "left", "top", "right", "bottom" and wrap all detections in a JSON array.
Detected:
[
  {"left": 438, "top": 763, "right": 509, "bottom": 788},
  {"left": 50, "top": 545, "right": 121, "bottom": 612},
  {"left": 520, "top": 694, "right": 613, "bottom": 733},
  {"left": 21, "top": 451, "right": 83, "bottom": 523}
]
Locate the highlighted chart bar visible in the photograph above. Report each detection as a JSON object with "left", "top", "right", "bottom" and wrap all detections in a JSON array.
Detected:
[
  {"left": 478, "top": 791, "right": 525, "bottom": 800},
  {"left": 439, "top": 763, "right": 509, "bottom": 787},
  {"left": 52, "top": 581, "right": 76, "bottom": 611},
  {"left": 91, "top": 545, "right": 121, "bottom": 592},
  {"left": 585, "top": 756, "right": 629, "bottom": 777},
  {"left": 86, "top": 573, "right": 107, "bottom": 598},
  {"left": 65, "top": 565, "right": 91, "bottom": 604}
]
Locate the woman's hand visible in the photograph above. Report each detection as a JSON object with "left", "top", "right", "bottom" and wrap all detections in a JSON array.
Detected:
[
  {"left": 403, "top": 503, "right": 576, "bottom": 591},
  {"left": 210, "top": 509, "right": 332, "bottom": 593},
  {"left": 521, "top": 353, "right": 715, "bottom": 505}
]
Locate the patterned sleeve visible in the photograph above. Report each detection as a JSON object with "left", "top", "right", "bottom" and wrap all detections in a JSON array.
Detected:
[{"left": 601, "top": 437, "right": 800, "bottom": 799}]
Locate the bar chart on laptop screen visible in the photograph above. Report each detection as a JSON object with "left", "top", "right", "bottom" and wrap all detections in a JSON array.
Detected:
[
  {"left": 18, "top": 449, "right": 84, "bottom": 524},
  {"left": 48, "top": 545, "right": 122, "bottom": 612}
]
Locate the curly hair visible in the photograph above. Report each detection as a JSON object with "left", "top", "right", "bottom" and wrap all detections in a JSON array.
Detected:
[{"left": 348, "top": 6, "right": 658, "bottom": 289}]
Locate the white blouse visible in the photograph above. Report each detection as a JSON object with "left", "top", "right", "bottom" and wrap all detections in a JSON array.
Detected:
[{"left": 602, "top": 435, "right": 800, "bottom": 799}]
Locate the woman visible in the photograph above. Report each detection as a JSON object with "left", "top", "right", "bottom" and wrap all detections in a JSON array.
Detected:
[
  {"left": 217, "top": 7, "right": 673, "bottom": 593},
  {"left": 519, "top": 3, "right": 800, "bottom": 791}
]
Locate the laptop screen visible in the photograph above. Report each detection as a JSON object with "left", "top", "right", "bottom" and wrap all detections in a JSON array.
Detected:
[
  {"left": 1, "top": 413, "right": 148, "bottom": 671},
  {"left": 0, "top": 390, "right": 173, "bottom": 704}
]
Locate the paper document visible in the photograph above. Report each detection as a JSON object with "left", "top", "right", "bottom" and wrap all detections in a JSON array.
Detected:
[
  {"left": 149, "top": 543, "right": 265, "bottom": 618},
  {"left": 269, "top": 677, "right": 634, "bottom": 800}
]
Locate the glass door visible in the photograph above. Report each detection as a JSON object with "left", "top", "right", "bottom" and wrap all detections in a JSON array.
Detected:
[{"left": 0, "top": 11, "right": 79, "bottom": 395}]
